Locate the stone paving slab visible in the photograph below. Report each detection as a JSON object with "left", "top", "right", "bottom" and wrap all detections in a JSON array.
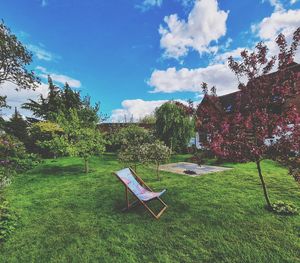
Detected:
[{"left": 159, "top": 162, "right": 232, "bottom": 177}]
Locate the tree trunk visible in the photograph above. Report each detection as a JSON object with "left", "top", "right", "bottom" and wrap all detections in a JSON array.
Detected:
[
  {"left": 156, "top": 163, "right": 160, "bottom": 180},
  {"left": 84, "top": 158, "right": 89, "bottom": 173},
  {"left": 256, "top": 160, "right": 272, "bottom": 208}
]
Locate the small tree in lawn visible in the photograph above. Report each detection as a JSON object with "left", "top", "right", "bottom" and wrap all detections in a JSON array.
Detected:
[
  {"left": 55, "top": 109, "right": 105, "bottom": 173},
  {"left": 74, "top": 128, "right": 105, "bottom": 173},
  {"left": 143, "top": 140, "right": 171, "bottom": 180},
  {"left": 118, "top": 144, "right": 147, "bottom": 172},
  {"left": 117, "top": 125, "right": 154, "bottom": 171},
  {"left": 198, "top": 28, "right": 300, "bottom": 209}
]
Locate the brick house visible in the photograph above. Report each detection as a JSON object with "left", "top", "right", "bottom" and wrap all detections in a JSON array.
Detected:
[{"left": 195, "top": 62, "right": 300, "bottom": 148}]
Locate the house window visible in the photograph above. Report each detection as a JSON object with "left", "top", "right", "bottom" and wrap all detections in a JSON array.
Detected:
[{"left": 225, "top": 104, "right": 233, "bottom": 113}]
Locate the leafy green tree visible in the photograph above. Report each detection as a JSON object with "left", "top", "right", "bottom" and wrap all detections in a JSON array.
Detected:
[
  {"left": 118, "top": 144, "right": 147, "bottom": 172},
  {"left": 117, "top": 125, "right": 154, "bottom": 171},
  {"left": 56, "top": 109, "right": 105, "bottom": 173},
  {"left": 0, "top": 21, "right": 39, "bottom": 107},
  {"left": 155, "top": 102, "right": 194, "bottom": 152},
  {"left": 0, "top": 96, "right": 8, "bottom": 111},
  {"left": 142, "top": 140, "right": 171, "bottom": 180},
  {"left": 139, "top": 114, "right": 156, "bottom": 124},
  {"left": 37, "top": 134, "right": 70, "bottom": 159},
  {"left": 30, "top": 121, "right": 64, "bottom": 141},
  {"left": 22, "top": 76, "right": 61, "bottom": 120},
  {"left": 73, "top": 128, "right": 105, "bottom": 173},
  {"left": 23, "top": 77, "right": 100, "bottom": 125},
  {"left": 4, "top": 108, "right": 29, "bottom": 146},
  {"left": 113, "top": 125, "right": 153, "bottom": 150},
  {"left": 29, "top": 121, "right": 64, "bottom": 156}
]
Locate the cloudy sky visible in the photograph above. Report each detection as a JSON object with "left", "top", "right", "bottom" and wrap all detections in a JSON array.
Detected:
[{"left": 0, "top": 0, "right": 300, "bottom": 121}]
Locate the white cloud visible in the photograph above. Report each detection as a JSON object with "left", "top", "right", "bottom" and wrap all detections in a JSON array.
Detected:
[
  {"left": 27, "top": 44, "right": 58, "bottom": 61},
  {"left": 290, "top": 0, "right": 298, "bottom": 4},
  {"left": 111, "top": 99, "right": 166, "bottom": 122},
  {"left": 251, "top": 8, "right": 300, "bottom": 63},
  {"left": 213, "top": 47, "right": 246, "bottom": 63},
  {"left": 254, "top": 9, "right": 300, "bottom": 40},
  {"left": 180, "top": 0, "right": 195, "bottom": 7},
  {"left": 36, "top": 66, "right": 82, "bottom": 88},
  {"left": 159, "top": 0, "right": 228, "bottom": 59},
  {"left": 110, "top": 99, "right": 194, "bottom": 122},
  {"left": 262, "top": 0, "right": 284, "bottom": 12},
  {"left": 0, "top": 66, "right": 82, "bottom": 118},
  {"left": 147, "top": 1, "right": 300, "bottom": 100},
  {"left": 136, "top": 0, "right": 163, "bottom": 11},
  {"left": 148, "top": 63, "right": 238, "bottom": 95},
  {"left": 0, "top": 81, "right": 48, "bottom": 119}
]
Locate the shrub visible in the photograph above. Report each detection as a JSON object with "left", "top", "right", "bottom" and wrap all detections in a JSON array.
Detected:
[
  {"left": 37, "top": 135, "right": 70, "bottom": 159},
  {"left": 0, "top": 200, "right": 18, "bottom": 242},
  {"left": 0, "top": 134, "right": 25, "bottom": 187},
  {"left": 29, "top": 121, "right": 64, "bottom": 156},
  {"left": 114, "top": 125, "right": 154, "bottom": 151},
  {"left": 0, "top": 134, "right": 40, "bottom": 189}
]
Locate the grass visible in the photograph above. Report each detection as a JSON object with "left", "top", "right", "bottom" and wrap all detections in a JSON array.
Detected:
[{"left": 0, "top": 154, "right": 300, "bottom": 263}]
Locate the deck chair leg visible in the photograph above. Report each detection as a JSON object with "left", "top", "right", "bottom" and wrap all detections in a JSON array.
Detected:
[
  {"left": 122, "top": 187, "right": 141, "bottom": 212},
  {"left": 158, "top": 197, "right": 168, "bottom": 208},
  {"left": 141, "top": 198, "right": 168, "bottom": 219}
]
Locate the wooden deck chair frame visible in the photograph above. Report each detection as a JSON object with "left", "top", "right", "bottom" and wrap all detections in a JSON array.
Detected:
[{"left": 113, "top": 168, "right": 168, "bottom": 219}]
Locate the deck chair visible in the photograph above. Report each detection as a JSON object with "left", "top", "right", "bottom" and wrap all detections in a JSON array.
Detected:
[{"left": 113, "top": 168, "right": 168, "bottom": 219}]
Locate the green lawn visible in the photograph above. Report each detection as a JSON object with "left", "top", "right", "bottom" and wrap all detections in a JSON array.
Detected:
[{"left": 1, "top": 154, "right": 300, "bottom": 263}]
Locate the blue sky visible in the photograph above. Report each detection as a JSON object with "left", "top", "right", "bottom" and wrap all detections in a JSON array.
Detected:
[{"left": 1, "top": 0, "right": 300, "bottom": 121}]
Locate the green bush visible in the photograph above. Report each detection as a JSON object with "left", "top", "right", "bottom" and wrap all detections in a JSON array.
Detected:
[
  {"left": 113, "top": 125, "right": 154, "bottom": 151},
  {"left": 0, "top": 200, "right": 18, "bottom": 242},
  {"left": 272, "top": 201, "right": 298, "bottom": 215},
  {"left": 0, "top": 134, "right": 40, "bottom": 189}
]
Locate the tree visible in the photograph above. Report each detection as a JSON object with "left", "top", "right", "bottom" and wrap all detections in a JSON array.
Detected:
[
  {"left": 37, "top": 134, "right": 69, "bottom": 159},
  {"left": 155, "top": 102, "right": 194, "bottom": 152},
  {"left": 30, "top": 121, "right": 64, "bottom": 141},
  {"left": 0, "top": 96, "right": 8, "bottom": 110},
  {"left": 4, "top": 108, "right": 29, "bottom": 146},
  {"left": 118, "top": 144, "right": 147, "bottom": 172},
  {"left": 117, "top": 125, "right": 153, "bottom": 171},
  {"left": 73, "top": 128, "right": 105, "bottom": 173},
  {"left": 29, "top": 120, "right": 64, "bottom": 156},
  {"left": 0, "top": 21, "right": 39, "bottom": 107},
  {"left": 23, "top": 77, "right": 100, "bottom": 125},
  {"left": 142, "top": 140, "right": 171, "bottom": 180},
  {"left": 139, "top": 114, "right": 156, "bottom": 124},
  {"left": 55, "top": 109, "right": 105, "bottom": 173},
  {"left": 198, "top": 28, "right": 300, "bottom": 209},
  {"left": 114, "top": 125, "right": 153, "bottom": 150}
]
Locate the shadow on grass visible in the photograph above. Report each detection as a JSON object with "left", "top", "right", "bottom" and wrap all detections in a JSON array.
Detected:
[{"left": 31, "top": 164, "right": 85, "bottom": 177}]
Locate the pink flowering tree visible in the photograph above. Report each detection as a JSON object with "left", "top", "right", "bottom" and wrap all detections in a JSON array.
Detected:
[{"left": 197, "top": 28, "right": 300, "bottom": 209}]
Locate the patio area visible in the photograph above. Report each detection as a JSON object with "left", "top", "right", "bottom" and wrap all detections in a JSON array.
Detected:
[{"left": 159, "top": 162, "right": 232, "bottom": 177}]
